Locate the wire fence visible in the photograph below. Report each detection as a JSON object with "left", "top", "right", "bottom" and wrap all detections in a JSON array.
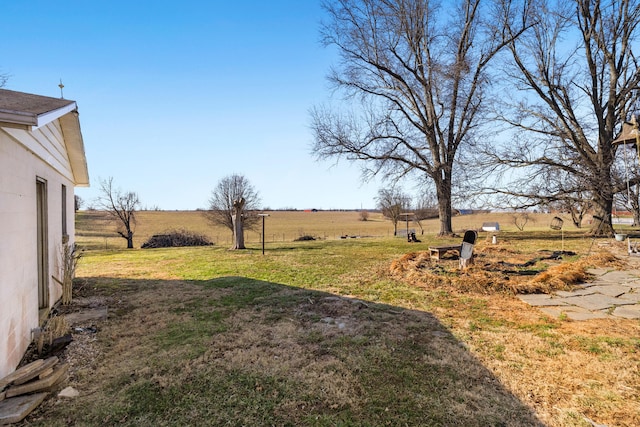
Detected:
[{"left": 94, "top": 229, "right": 404, "bottom": 250}]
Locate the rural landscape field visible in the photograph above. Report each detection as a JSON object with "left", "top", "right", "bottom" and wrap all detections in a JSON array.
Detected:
[
  {"left": 74, "top": 210, "right": 601, "bottom": 250},
  {"left": 21, "top": 210, "right": 640, "bottom": 426}
]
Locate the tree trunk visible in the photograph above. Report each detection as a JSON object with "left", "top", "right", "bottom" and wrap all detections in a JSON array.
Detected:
[
  {"left": 570, "top": 208, "right": 582, "bottom": 229},
  {"left": 633, "top": 203, "right": 640, "bottom": 228},
  {"left": 630, "top": 185, "right": 640, "bottom": 227},
  {"left": 231, "top": 214, "right": 245, "bottom": 249},
  {"left": 435, "top": 174, "right": 453, "bottom": 236},
  {"left": 589, "top": 194, "right": 614, "bottom": 236},
  {"left": 118, "top": 230, "right": 134, "bottom": 249},
  {"left": 230, "top": 198, "right": 246, "bottom": 250}
]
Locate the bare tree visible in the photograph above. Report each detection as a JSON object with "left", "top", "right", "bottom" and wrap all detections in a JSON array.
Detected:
[
  {"left": 311, "top": 0, "right": 525, "bottom": 235},
  {"left": 621, "top": 183, "right": 640, "bottom": 226},
  {"left": 520, "top": 169, "right": 593, "bottom": 228},
  {"left": 376, "top": 187, "right": 411, "bottom": 236},
  {"left": 74, "top": 194, "right": 83, "bottom": 211},
  {"left": 414, "top": 186, "right": 439, "bottom": 220},
  {"left": 614, "top": 144, "right": 640, "bottom": 226},
  {"left": 204, "top": 174, "right": 261, "bottom": 250},
  {"left": 556, "top": 196, "right": 591, "bottom": 229},
  {"left": 511, "top": 211, "right": 533, "bottom": 231},
  {"left": 96, "top": 177, "right": 140, "bottom": 249},
  {"left": 481, "top": 0, "right": 640, "bottom": 236}
]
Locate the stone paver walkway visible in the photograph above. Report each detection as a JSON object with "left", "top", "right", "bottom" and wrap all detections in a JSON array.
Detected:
[{"left": 518, "top": 267, "right": 640, "bottom": 321}]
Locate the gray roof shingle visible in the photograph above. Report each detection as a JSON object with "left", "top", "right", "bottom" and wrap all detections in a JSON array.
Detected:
[{"left": 0, "top": 88, "right": 77, "bottom": 127}]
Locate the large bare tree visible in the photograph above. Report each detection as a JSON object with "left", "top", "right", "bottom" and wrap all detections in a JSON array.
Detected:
[
  {"left": 204, "top": 174, "right": 261, "bottom": 250},
  {"left": 311, "top": 0, "right": 524, "bottom": 235},
  {"left": 96, "top": 177, "right": 140, "bottom": 249},
  {"left": 481, "top": 0, "right": 640, "bottom": 235}
]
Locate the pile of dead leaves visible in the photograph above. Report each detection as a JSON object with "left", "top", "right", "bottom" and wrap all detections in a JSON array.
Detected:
[{"left": 389, "top": 248, "right": 625, "bottom": 295}]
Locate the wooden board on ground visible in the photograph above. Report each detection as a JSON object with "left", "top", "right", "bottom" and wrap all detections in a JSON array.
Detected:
[
  {"left": 64, "top": 307, "right": 108, "bottom": 325},
  {"left": 428, "top": 245, "right": 461, "bottom": 260},
  {"left": 5, "top": 364, "right": 68, "bottom": 398},
  {"left": 0, "top": 359, "right": 45, "bottom": 391},
  {"left": 0, "top": 392, "right": 48, "bottom": 425},
  {"left": 13, "top": 357, "right": 58, "bottom": 386}
]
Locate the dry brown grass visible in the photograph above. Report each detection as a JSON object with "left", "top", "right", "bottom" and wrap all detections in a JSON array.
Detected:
[
  {"left": 445, "top": 291, "right": 640, "bottom": 427},
  {"left": 523, "top": 251, "right": 624, "bottom": 293},
  {"left": 35, "top": 315, "right": 69, "bottom": 356},
  {"left": 385, "top": 239, "right": 640, "bottom": 426},
  {"left": 389, "top": 241, "right": 629, "bottom": 295}
]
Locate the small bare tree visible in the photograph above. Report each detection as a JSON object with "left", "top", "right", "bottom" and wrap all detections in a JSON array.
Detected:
[
  {"left": 376, "top": 187, "right": 410, "bottom": 236},
  {"left": 96, "top": 177, "right": 140, "bottom": 249},
  {"left": 0, "top": 69, "right": 7, "bottom": 87},
  {"left": 74, "top": 194, "right": 83, "bottom": 211},
  {"left": 512, "top": 211, "right": 533, "bottom": 232},
  {"left": 359, "top": 210, "right": 370, "bottom": 221},
  {"left": 614, "top": 144, "right": 640, "bottom": 227},
  {"left": 204, "top": 174, "right": 261, "bottom": 250},
  {"left": 557, "top": 198, "right": 591, "bottom": 229}
]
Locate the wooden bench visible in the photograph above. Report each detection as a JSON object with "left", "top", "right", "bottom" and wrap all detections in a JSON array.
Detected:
[{"left": 428, "top": 245, "right": 462, "bottom": 260}]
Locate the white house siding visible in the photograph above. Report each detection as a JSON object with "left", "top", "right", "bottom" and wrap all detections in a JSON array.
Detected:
[{"left": 0, "top": 120, "right": 76, "bottom": 378}]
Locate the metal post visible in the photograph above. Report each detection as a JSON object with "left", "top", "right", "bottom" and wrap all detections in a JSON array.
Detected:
[
  {"left": 258, "top": 214, "right": 269, "bottom": 255},
  {"left": 400, "top": 212, "right": 413, "bottom": 241}
]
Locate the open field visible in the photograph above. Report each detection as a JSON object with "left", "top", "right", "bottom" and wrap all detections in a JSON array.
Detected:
[
  {"left": 75, "top": 209, "right": 609, "bottom": 250},
  {"left": 18, "top": 211, "right": 640, "bottom": 426}
]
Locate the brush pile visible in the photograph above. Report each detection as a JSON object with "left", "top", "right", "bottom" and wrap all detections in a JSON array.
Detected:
[
  {"left": 141, "top": 229, "right": 213, "bottom": 248},
  {"left": 389, "top": 246, "right": 625, "bottom": 295}
]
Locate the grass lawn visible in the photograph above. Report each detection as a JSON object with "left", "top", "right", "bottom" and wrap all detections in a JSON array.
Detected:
[{"left": 18, "top": 211, "right": 640, "bottom": 426}]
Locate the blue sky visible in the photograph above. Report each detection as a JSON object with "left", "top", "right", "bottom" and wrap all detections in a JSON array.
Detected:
[{"left": 1, "top": 1, "right": 383, "bottom": 210}]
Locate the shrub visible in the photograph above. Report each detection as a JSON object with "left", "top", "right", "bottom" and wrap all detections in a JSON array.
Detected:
[
  {"left": 61, "top": 242, "right": 81, "bottom": 305},
  {"left": 142, "top": 229, "right": 213, "bottom": 248}
]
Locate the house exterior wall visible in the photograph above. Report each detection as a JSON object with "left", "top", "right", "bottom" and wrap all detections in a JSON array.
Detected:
[{"left": 0, "top": 119, "right": 77, "bottom": 378}]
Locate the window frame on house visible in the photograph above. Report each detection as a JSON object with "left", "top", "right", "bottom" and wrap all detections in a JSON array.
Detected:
[
  {"left": 36, "top": 177, "right": 49, "bottom": 310},
  {"left": 61, "top": 184, "right": 68, "bottom": 242}
]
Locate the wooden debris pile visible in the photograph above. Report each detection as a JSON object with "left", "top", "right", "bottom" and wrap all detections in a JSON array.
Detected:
[
  {"left": 141, "top": 229, "right": 213, "bottom": 248},
  {"left": 0, "top": 356, "right": 68, "bottom": 424}
]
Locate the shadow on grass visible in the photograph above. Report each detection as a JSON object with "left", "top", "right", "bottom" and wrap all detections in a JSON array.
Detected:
[{"left": 31, "top": 276, "right": 546, "bottom": 427}]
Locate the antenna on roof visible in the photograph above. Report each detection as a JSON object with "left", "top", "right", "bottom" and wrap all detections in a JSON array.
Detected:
[{"left": 58, "top": 79, "right": 64, "bottom": 99}]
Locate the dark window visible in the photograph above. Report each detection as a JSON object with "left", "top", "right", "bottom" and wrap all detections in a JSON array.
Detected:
[{"left": 62, "top": 184, "right": 67, "bottom": 238}]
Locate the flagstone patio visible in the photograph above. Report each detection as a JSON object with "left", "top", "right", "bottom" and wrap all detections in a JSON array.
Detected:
[{"left": 518, "top": 265, "right": 640, "bottom": 320}]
